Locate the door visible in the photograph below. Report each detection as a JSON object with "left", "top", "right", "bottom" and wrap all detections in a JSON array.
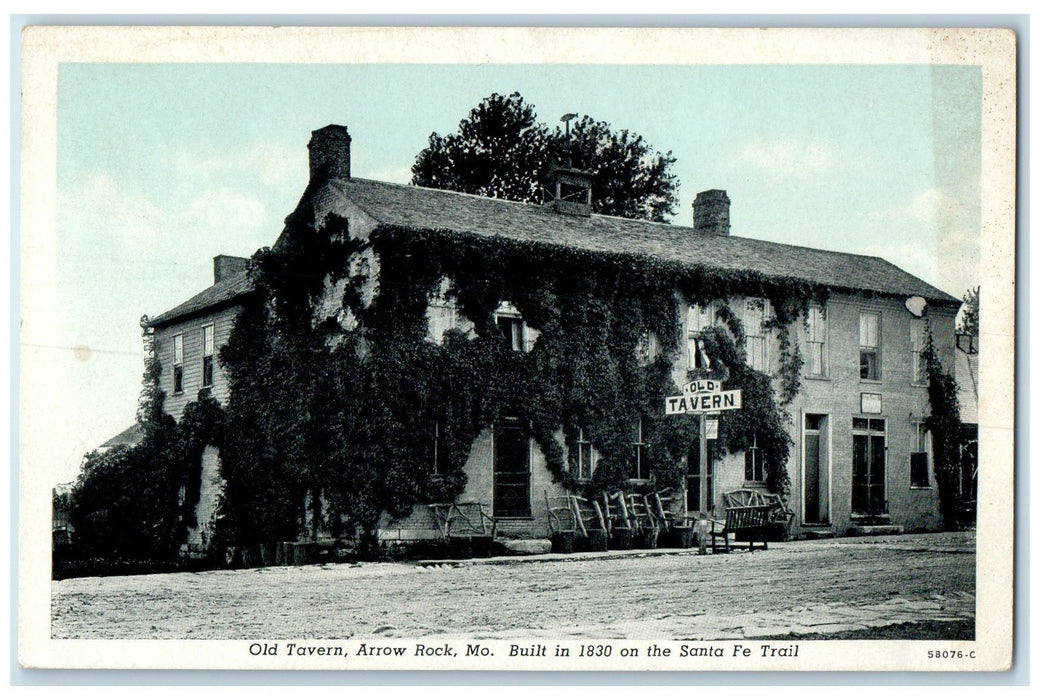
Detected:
[
  {"left": 803, "top": 414, "right": 829, "bottom": 524},
  {"left": 686, "top": 437, "right": 715, "bottom": 515},
  {"left": 494, "top": 419, "right": 531, "bottom": 517},
  {"left": 851, "top": 417, "right": 886, "bottom": 515}
]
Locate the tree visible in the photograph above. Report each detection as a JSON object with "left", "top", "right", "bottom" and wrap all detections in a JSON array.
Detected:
[
  {"left": 412, "top": 92, "right": 680, "bottom": 222},
  {"left": 957, "top": 286, "right": 979, "bottom": 336}
]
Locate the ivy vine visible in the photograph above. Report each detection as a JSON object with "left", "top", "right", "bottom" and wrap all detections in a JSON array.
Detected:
[
  {"left": 922, "top": 328, "right": 964, "bottom": 529},
  {"left": 208, "top": 214, "right": 826, "bottom": 551}
]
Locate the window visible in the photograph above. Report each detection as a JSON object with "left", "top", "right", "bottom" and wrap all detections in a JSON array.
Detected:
[
  {"left": 911, "top": 422, "right": 932, "bottom": 488},
  {"left": 744, "top": 435, "right": 765, "bottom": 482},
  {"left": 432, "top": 421, "right": 450, "bottom": 476},
  {"left": 497, "top": 315, "right": 524, "bottom": 351},
  {"left": 172, "top": 334, "right": 184, "bottom": 394},
  {"left": 744, "top": 298, "right": 768, "bottom": 372},
  {"left": 570, "top": 428, "right": 596, "bottom": 481},
  {"left": 911, "top": 318, "right": 929, "bottom": 385},
  {"left": 859, "top": 311, "right": 881, "bottom": 381},
  {"left": 202, "top": 325, "right": 215, "bottom": 388},
  {"left": 686, "top": 302, "right": 716, "bottom": 369},
  {"left": 494, "top": 302, "right": 538, "bottom": 352},
  {"left": 427, "top": 280, "right": 474, "bottom": 343},
  {"left": 630, "top": 418, "right": 648, "bottom": 480},
  {"left": 427, "top": 299, "right": 458, "bottom": 344},
  {"left": 806, "top": 304, "right": 827, "bottom": 377},
  {"left": 636, "top": 331, "right": 659, "bottom": 365}
]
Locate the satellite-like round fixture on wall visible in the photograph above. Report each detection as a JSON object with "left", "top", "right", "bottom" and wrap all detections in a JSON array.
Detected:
[{"left": 905, "top": 296, "right": 927, "bottom": 317}]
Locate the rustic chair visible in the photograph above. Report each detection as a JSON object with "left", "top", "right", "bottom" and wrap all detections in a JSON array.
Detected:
[
  {"left": 652, "top": 490, "right": 698, "bottom": 548},
  {"left": 624, "top": 492, "right": 659, "bottom": 548},
  {"left": 602, "top": 492, "right": 633, "bottom": 548},
  {"left": 570, "top": 495, "right": 609, "bottom": 551},
  {"left": 545, "top": 492, "right": 579, "bottom": 537}
]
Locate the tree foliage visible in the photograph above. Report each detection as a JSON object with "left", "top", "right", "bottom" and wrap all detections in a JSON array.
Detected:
[
  {"left": 70, "top": 353, "right": 183, "bottom": 559},
  {"left": 411, "top": 92, "right": 680, "bottom": 222},
  {"left": 957, "top": 286, "right": 979, "bottom": 336},
  {"left": 69, "top": 337, "right": 226, "bottom": 561}
]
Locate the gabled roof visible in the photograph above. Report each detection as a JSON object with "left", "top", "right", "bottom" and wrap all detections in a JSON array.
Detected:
[
  {"left": 99, "top": 423, "right": 144, "bottom": 449},
  {"left": 150, "top": 174, "right": 959, "bottom": 326},
  {"left": 327, "top": 177, "right": 960, "bottom": 305},
  {"left": 148, "top": 270, "right": 253, "bottom": 328}
]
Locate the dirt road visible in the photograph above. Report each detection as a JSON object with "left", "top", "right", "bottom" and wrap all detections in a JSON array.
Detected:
[{"left": 51, "top": 532, "right": 975, "bottom": 640}]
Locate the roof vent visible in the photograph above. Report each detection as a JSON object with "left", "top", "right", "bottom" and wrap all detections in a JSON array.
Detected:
[
  {"left": 693, "top": 189, "right": 731, "bottom": 236},
  {"left": 550, "top": 167, "right": 592, "bottom": 217}
]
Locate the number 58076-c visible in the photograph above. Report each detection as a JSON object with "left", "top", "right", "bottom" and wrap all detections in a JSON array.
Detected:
[{"left": 927, "top": 650, "right": 976, "bottom": 659}]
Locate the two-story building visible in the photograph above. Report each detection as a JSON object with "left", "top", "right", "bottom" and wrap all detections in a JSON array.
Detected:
[{"left": 145, "top": 124, "right": 960, "bottom": 549}]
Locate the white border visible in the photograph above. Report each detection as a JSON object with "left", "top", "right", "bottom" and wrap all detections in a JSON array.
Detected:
[{"left": 18, "top": 25, "right": 1017, "bottom": 672}]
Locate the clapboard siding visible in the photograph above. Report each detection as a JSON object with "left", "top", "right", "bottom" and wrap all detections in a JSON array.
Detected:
[{"left": 155, "top": 305, "right": 240, "bottom": 420}]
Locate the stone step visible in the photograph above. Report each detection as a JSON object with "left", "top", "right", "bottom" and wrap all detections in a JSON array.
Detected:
[
  {"left": 847, "top": 524, "right": 905, "bottom": 537},
  {"left": 799, "top": 528, "right": 836, "bottom": 540}
]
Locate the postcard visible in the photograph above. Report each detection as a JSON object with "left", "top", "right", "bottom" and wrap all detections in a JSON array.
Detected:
[{"left": 18, "top": 25, "right": 1016, "bottom": 672}]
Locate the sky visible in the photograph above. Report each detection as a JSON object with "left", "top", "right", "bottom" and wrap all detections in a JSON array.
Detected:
[{"left": 42, "top": 62, "right": 981, "bottom": 483}]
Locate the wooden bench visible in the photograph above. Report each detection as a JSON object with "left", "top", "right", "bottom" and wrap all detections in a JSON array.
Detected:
[
  {"left": 723, "top": 488, "right": 794, "bottom": 541},
  {"left": 431, "top": 502, "right": 497, "bottom": 539},
  {"left": 710, "top": 504, "right": 773, "bottom": 553}
]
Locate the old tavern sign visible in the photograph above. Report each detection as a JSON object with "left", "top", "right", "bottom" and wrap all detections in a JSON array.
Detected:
[
  {"left": 664, "top": 379, "right": 743, "bottom": 415},
  {"left": 664, "top": 378, "right": 744, "bottom": 520}
]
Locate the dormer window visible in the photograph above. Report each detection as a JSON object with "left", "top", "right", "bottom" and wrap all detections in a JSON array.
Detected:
[{"left": 550, "top": 167, "right": 592, "bottom": 217}]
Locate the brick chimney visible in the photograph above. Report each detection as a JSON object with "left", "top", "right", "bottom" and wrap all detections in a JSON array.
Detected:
[
  {"left": 214, "top": 255, "right": 249, "bottom": 284},
  {"left": 308, "top": 125, "right": 351, "bottom": 182},
  {"left": 550, "top": 167, "right": 592, "bottom": 217},
  {"left": 693, "top": 189, "right": 731, "bottom": 236}
]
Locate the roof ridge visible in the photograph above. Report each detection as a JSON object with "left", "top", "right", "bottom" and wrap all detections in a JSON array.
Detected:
[{"left": 342, "top": 177, "right": 950, "bottom": 292}]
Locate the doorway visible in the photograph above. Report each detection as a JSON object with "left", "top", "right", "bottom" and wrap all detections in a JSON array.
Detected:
[
  {"left": 686, "top": 437, "right": 715, "bottom": 515},
  {"left": 803, "top": 414, "right": 830, "bottom": 524},
  {"left": 494, "top": 418, "right": 531, "bottom": 518},
  {"left": 851, "top": 417, "right": 887, "bottom": 516}
]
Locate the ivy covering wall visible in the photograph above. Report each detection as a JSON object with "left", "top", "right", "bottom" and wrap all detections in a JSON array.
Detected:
[
  {"left": 922, "top": 331, "right": 965, "bottom": 529},
  {"left": 209, "top": 208, "right": 827, "bottom": 552},
  {"left": 70, "top": 208, "right": 971, "bottom": 564}
]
